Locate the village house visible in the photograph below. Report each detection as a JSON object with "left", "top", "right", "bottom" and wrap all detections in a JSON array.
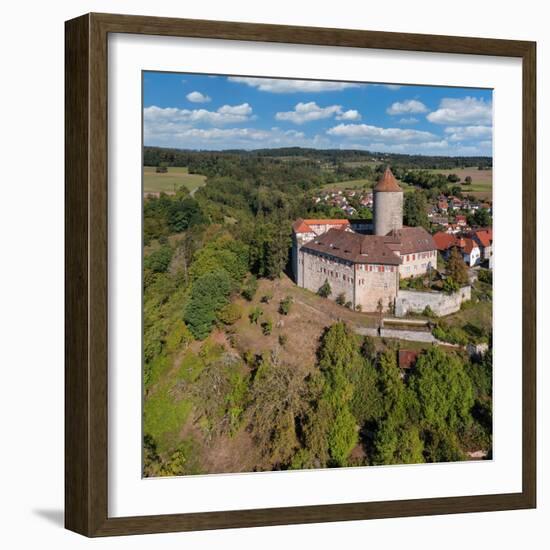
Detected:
[
  {"left": 433, "top": 232, "right": 482, "bottom": 267},
  {"left": 471, "top": 228, "right": 493, "bottom": 266},
  {"left": 292, "top": 168, "right": 437, "bottom": 312}
]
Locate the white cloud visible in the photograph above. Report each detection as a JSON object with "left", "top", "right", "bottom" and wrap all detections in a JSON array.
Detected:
[
  {"left": 144, "top": 124, "right": 333, "bottom": 150},
  {"left": 186, "top": 91, "right": 211, "bottom": 103},
  {"left": 275, "top": 102, "right": 360, "bottom": 124},
  {"left": 144, "top": 103, "right": 253, "bottom": 126},
  {"left": 336, "top": 109, "right": 361, "bottom": 121},
  {"left": 399, "top": 117, "right": 419, "bottom": 124},
  {"left": 444, "top": 125, "right": 493, "bottom": 142},
  {"left": 386, "top": 99, "right": 428, "bottom": 115},
  {"left": 427, "top": 96, "right": 492, "bottom": 125},
  {"left": 228, "top": 77, "right": 360, "bottom": 93},
  {"left": 327, "top": 123, "right": 437, "bottom": 143}
]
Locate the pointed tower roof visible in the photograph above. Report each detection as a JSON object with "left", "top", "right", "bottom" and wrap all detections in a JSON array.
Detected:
[{"left": 374, "top": 167, "right": 402, "bottom": 192}]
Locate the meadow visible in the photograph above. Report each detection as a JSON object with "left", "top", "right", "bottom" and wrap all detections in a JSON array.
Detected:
[{"left": 143, "top": 166, "right": 206, "bottom": 195}]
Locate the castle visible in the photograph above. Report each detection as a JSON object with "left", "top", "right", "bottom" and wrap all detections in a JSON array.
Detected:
[{"left": 292, "top": 167, "right": 437, "bottom": 312}]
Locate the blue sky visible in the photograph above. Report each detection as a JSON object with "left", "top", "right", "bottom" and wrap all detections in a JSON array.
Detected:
[{"left": 143, "top": 72, "right": 493, "bottom": 156}]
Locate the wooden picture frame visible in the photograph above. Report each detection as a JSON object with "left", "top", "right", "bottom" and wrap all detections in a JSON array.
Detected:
[{"left": 65, "top": 12, "right": 536, "bottom": 537}]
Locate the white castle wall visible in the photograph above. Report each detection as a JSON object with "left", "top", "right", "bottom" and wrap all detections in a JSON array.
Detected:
[
  {"left": 395, "top": 286, "right": 471, "bottom": 317},
  {"left": 399, "top": 250, "right": 437, "bottom": 278}
]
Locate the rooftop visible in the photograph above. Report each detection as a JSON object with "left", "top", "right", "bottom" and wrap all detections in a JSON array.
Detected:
[
  {"left": 302, "top": 228, "right": 401, "bottom": 265},
  {"left": 374, "top": 167, "right": 402, "bottom": 193}
]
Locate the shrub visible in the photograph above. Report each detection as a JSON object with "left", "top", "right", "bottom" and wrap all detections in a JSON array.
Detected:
[
  {"left": 278, "top": 296, "right": 293, "bottom": 315},
  {"left": 278, "top": 334, "right": 288, "bottom": 346},
  {"left": 478, "top": 268, "right": 493, "bottom": 285},
  {"left": 317, "top": 279, "right": 331, "bottom": 298},
  {"left": 241, "top": 275, "right": 258, "bottom": 301},
  {"left": 335, "top": 292, "right": 346, "bottom": 306},
  {"left": 261, "top": 319, "right": 273, "bottom": 336},
  {"left": 249, "top": 306, "right": 263, "bottom": 324},
  {"left": 422, "top": 305, "right": 435, "bottom": 318},
  {"left": 345, "top": 301, "right": 352, "bottom": 309},
  {"left": 260, "top": 293, "right": 273, "bottom": 304},
  {"left": 442, "top": 276, "right": 460, "bottom": 295},
  {"left": 355, "top": 304, "right": 362, "bottom": 312},
  {"left": 217, "top": 303, "right": 242, "bottom": 325}
]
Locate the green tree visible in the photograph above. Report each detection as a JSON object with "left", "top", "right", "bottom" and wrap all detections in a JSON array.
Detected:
[
  {"left": 409, "top": 347, "right": 474, "bottom": 433},
  {"left": 184, "top": 269, "right": 232, "bottom": 339},
  {"left": 144, "top": 245, "right": 173, "bottom": 273},
  {"left": 404, "top": 191, "right": 429, "bottom": 229},
  {"left": 446, "top": 246, "right": 469, "bottom": 285}
]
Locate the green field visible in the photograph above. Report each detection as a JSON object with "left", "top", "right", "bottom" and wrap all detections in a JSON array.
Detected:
[
  {"left": 421, "top": 167, "right": 493, "bottom": 198},
  {"left": 322, "top": 177, "right": 416, "bottom": 193},
  {"left": 143, "top": 166, "right": 207, "bottom": 195}
]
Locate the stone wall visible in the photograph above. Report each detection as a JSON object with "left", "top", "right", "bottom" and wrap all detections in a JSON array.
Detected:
[
  {"left": 355, "top": 264, "right": 398, "bottom": 312},
  {"left": 394, "top": 286, "right": 471, "bottom": 317},
  {"left": 300, "top": 249, "right": 356, "bottom": 307},
  {"left": 299, "top": 249, "right": 399, "bottom": 312}
]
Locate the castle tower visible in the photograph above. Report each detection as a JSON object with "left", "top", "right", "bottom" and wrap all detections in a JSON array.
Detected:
[{"left": 373, "top": 167, "right": 403, "bottom": 236}]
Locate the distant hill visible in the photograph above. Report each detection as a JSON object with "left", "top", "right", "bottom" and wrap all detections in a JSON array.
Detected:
[{"left": 144, "top": 145, "right": 492, "bottom": 171}]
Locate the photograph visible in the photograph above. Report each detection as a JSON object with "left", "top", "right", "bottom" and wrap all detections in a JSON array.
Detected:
[{"left": 142, "top": 71, "right": 494, "bottom": 477}]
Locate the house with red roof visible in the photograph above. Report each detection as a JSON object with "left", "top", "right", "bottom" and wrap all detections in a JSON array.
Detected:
[
  {"left": 433, "top": 231, "right": 481, "bottom": 266},
  {"left": 471, "top": 228, "right": 493, "bottom": 266}
]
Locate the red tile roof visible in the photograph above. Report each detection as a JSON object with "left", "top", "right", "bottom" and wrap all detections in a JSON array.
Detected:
[
  {"left": 292, "top": 218, "right": 350, "bottom": 234},
  {"left": 433, "top": 231, "right": 458, "bottom": 251},
  {"left": 292, "top": 218, "right": 313, "bottom": 233},
  {"left": 474, "top": 228, "right": 493, "bottom": 248},
  {"left": 374, "top": 167, "right": 402, "bottom": 193},
  {"left": 303, "top": 219, "right": 350, "bottom": 226},
  {"left": 462, "top": 238, "right": 478, "bottom": 254}
]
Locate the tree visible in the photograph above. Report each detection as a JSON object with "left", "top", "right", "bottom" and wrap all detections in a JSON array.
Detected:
[
  {"left": 184, "top": 269, "right": 232, "bottom": 339},
  {"left": 249, "top": 221, "right": 291, "bottom": 279},
  {"left": 464, "top": 175, "right": 472, "bottom": 185},
  {"left": 446, "top": 246, "right": 469, "bottom": 285},
  {"left": 468, "top": 208, "right": 492, "bottom": 227},
  {"left": 403, "top": 191, "right": 429, "bottom": 229},
  {"left": 248, "top": 358, "right": 308, "bottom": 466},
  {"left": 144, "top": 245, "right": 173, "bottom": 273},
  {"left": 408, "top": 347, "right": 474, "bottom": 433},
  {"left": 447, "top": 173, "right": 460, "bottom": 183},
  {"left": 317, "top": 279, "right": 332, "bottom": 298},
  {"left": 190, "top": 235, "right": 248, "bottom": 285}
]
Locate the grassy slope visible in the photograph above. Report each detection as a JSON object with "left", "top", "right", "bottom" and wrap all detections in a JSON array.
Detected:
[{"left": 143, "top": 166, "right": 207, "bottom": 194}]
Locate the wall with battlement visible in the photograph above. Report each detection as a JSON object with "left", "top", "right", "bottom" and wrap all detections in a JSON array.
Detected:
[{"left": 395, "top": 286, "right": 471, "bottom": 317}]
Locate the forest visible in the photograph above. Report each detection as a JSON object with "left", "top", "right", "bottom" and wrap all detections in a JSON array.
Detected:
[{"left": 142, "top": 146, "right": 493, "bottom": 475}]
